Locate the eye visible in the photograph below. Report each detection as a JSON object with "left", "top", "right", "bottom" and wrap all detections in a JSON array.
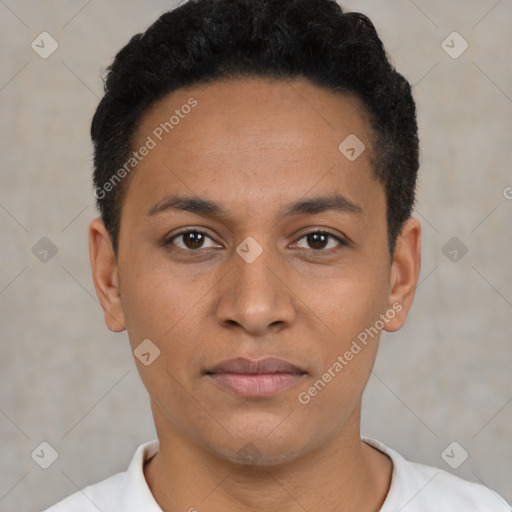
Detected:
[
  {"left": 294, "top": 230, "right": 347, "bottom": 251},
  {"left": 165, "top": 229, "right": 220, "bottom": 251}
]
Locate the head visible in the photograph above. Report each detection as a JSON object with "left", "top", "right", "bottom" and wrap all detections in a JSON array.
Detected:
[{"left": 90, "top": 0, "right": 421, "bottom": 466}]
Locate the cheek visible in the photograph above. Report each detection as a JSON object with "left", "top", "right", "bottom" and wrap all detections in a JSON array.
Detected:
[
  {"left": 120, "top": 263, "right": 199, "bottom": 346},
  {"left": 304, "top": 267, "right": 389, "bottom": 344},
  {"left": 120, "top": 263, "right": 218, "bottom": 379},
  {"left": 119, "top": 267, "right": 206, "bottom": 415}
]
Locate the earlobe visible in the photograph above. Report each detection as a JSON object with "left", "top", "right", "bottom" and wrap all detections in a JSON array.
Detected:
[
  {"left": 89, "top": 217, "right": 126, "bottom": 332},
  {"left": 384, "top": 218, "right": 421, "bottom": 333}
]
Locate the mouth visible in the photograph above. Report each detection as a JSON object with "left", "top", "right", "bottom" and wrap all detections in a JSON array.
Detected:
[{"left": 205, "top": 357, "right": 307, "bottom": 398}]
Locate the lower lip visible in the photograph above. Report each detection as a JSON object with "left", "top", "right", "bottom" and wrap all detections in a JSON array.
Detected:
[{"left": 208, "top": 373, "right": 305, "bottom": 398}]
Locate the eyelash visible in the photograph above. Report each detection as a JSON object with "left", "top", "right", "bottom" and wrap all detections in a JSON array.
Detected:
[{"left": 164, "top": 228, "right": 348, "bottom": 253}]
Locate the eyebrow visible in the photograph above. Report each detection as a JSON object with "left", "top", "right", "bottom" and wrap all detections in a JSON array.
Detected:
[{"left": 147, "top": 193, "right": 363, "bottom": 219}]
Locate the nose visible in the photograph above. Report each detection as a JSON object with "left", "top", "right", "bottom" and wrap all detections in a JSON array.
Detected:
[{"left": 215, "top": 245, "right": 297, "bottom": 336}]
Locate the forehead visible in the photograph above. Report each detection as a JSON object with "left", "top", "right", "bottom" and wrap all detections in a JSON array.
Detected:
[
  {"left": 138, "top": 77, "right": 373, "bottom": 155},
  {"left": 125, "top": 77, "right": 381, "bottom": 218}
]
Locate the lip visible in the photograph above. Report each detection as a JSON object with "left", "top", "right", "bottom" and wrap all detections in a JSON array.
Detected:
[{"left": 206, "top": 357, "right": 307, "bottom": 398}]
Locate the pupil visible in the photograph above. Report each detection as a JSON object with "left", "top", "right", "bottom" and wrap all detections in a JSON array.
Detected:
[
  {"left": 185, "top": 232, "right": 204, "bottom": 249},
  {"left": 308, "top": 233, "right": 327, "bottom": 250}
]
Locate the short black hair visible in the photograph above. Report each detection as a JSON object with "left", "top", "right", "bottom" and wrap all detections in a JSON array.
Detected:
[{"left": 91, "top": 0, "right": 419, "bottom": 258}]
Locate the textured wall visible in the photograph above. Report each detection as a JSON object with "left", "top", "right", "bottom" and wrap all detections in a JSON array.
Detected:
[{"left": 0, "top": 1, "right": 511, "bottom": 510}]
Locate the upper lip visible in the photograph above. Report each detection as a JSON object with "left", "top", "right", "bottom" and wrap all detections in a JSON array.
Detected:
[{"left": 206, "top": 357, "right": 306, "bottom": 375}]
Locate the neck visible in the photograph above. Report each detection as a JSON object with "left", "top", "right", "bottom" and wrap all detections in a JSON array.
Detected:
[{"left": 144, "top": 404, "right": 392, "bottom": 512}]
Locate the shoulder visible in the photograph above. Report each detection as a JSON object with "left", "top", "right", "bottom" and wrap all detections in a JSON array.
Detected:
[
  {"left": 362, "top": 437, "right": 510, "bottom": 512},
  {"left": 41, "top": 440, "right": 160, "bottom": 512},
  {"left": 42, "top": 472, "right": 125, "bottom": 512}
]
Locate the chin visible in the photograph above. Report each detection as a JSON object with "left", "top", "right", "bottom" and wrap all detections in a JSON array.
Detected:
[
  {"left": 202, "top": 417, "right": 318, "bottom": 467},
  {"left": 214, "top": 438, "right": 308, "bottom": 467}
]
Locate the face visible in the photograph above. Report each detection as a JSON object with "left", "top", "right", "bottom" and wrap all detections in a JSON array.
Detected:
[{"left": 90, "top": 78, "right": 420, "bottom": 465}]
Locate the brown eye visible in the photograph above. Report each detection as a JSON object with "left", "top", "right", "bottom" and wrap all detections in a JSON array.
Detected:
[
  {"left": 295, "top": 230, "right": 346, "bottom": 251},
  {"left": 306, "top": 233, "right": 329, "bottom": 250},
  {"left": 167, "top": 230, "right": 219, "bottom": 251},
  {"left": 181, "top": 232, "right": 206, "bottom": 249}
]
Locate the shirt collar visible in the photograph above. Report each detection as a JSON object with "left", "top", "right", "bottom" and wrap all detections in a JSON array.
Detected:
[{"left": 120, "top": 439, "right": 162, "bottom": 511}]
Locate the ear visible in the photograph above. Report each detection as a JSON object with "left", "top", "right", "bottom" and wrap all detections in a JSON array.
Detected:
[
  {"left": 89, "top": 217, "right": 126, "bottom": 332},
  {"left": 383, "top": 217, "right": 421, "bottom": 332}
]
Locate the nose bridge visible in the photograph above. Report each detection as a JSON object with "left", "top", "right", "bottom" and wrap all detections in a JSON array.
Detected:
[{"left": 215, "top": 236, "right": 295, "bottom": 334}]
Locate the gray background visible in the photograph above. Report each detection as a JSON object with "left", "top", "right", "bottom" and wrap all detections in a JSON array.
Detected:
[{"left": 0, "top": 1, "right": 511, "bottom": 510}]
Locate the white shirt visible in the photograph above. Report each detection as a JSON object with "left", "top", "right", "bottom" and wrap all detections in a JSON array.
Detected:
[{"left": 43, "top": 436, "right": 510, "bottom": 511}]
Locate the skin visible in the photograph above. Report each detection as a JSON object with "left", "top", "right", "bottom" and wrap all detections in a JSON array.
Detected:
[{"left": 90, "top": 77, "right": 421, "bottom": 512}]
